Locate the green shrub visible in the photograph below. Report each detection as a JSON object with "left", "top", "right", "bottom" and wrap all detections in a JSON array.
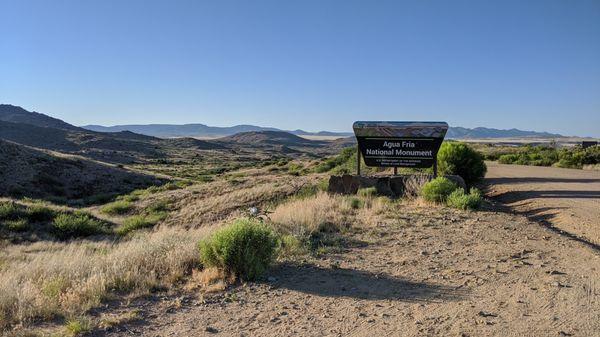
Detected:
[
  {"left": 26, "top": 204, "right": 56, "bottom": 221},
  {"left": 145, "top": 200, "right": 170, "bottom": 214},
  {"left": 437, "top": 142, "right": 487, "bottom": 186},
  {"left": 447, "top": 188, "right": 483, "bottom": 210},
  {"left": 4, "top": 219, "right": 28, "bottom": 232},
  {"left": 100, "top": 200, "right": 134, "bottom": 215},
  {"left": 116, "top": 212, "right": 166, "bottom": 236},
  {"left": 0, "top": 201, "right": 22, "bottom": 220},
  {"left": 65, "top": 317, "right": 92, "bottom": 336},
  {"left": 349, "top": 197, "right": 363, "bottom": 209},
  {"left": 421, "top": 177, "right": 458, "bottom": 203},
  {"left": 53, "top": 212, "right": 107, "bottom": 239},
  {"left": 198, "top": 218, "right": 278, "bottom": 281},
  {"left": 357, "top": 187, "right": 377, "bottom": 198},
  {"left": 278, "top": 234, "right": 307, "bottom": 257}
]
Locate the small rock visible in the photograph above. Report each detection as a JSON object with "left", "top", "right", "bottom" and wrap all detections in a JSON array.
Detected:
[
  {"left": 478, "top": 311, "right": 498, "bottom": 318},
  {"left": 205, "top": 326, "right": 219, "bottom": 333}
]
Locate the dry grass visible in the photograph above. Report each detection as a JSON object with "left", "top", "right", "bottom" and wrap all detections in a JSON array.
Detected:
[
  {"left": 270, "top": 192, "right": 354, "bottom": 237},
  {"left": 185, "top": 267, "right": 235, "bottom": 293},
  {"left": 97, "top": 309, "right": 142, "bottom": 330},
  {"left": 0, "top": 227, "right": 209, "bottom": 330},
  {"left": 167, "top": 174, "right": 317, "bottom": 227}
]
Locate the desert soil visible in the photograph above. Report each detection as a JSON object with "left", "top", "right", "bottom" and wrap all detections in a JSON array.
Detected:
[
  {"left": 486, "top": 162, "right": 600, "bottom": 248},
  {"left": 92, "top": 202, "right": 600, "bottom": 336}
]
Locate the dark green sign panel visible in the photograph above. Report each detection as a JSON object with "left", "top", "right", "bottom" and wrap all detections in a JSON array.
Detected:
[{"left": 353, "top": 121, "right": 448, "bottom": 168}]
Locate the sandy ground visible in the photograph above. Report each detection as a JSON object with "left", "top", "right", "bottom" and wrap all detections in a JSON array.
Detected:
[
  {"left": 485, "top": 162, "right": 600, "bottom": 248},
  {"left": 91, "top": 202, "right": 600, "bottom": 337}
]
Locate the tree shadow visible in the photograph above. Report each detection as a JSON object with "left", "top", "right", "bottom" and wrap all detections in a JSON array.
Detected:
[
  {"left": 485, "top": 177, "right": 600, "bottom": 185},
  {"left": 266, "top": 262, "right": 468, "bottom": 302}
]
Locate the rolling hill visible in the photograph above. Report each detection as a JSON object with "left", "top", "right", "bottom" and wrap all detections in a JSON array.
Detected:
[
  {"left": 0, "top": 104, "right": 80, "bottom": 131},
  {"left": 0, "top": 105, "right": 225, "bottom": 163},
  {"left": 0, "top": 139, "right": 162, "bottom": 202}
]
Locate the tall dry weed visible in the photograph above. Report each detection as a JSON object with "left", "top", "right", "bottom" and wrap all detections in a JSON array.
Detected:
[
  {"left": 0, "top": 227, "right": 208, "bottom": 330},
  {"left": 270, "top": 192, "right": 354, "bottom": 236}
]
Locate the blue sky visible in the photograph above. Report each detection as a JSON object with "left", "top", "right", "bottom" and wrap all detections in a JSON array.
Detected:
[{"left": 1, "top": 0, "right": 599, "bottom": 136}]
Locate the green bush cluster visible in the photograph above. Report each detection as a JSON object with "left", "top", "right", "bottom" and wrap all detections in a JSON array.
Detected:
[
  {"left": 437, "top": 142, "right": 487, "bottom": 186},
  {"left": 421, "top": 177, "right": 458, "bottom": 203},
  {"left": 100, "top": 200, "right": 134, "bottom": 215},
  {"left": 421, "top": 178, "right": 483, "bottom": 210},
  {"left": 53, "top": 212, "right": 108, "bottom": 239},
  {"left": 116, "top": 200, "right": 170, "bottom": 236},
  {"left": 446, "top": 188, "right": 483, "bottom": 210},
  {"left": 0, "top": 201, "right": 58, "bottom": 233},
  {"left": 314, "top": 147, "right": 356, "bottom": 173},
  {"left": 198, "top": 218, "right": 278, "bottom": 281},
  {"left": 497, "top": 145, "right": 599, "bottom": 169}
]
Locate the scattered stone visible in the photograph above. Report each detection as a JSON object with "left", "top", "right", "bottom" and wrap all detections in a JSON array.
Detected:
[
  {"left": 478, "top": 311, "right": 498, "bottom": 318},
  {"left": 205, "top": 326, "right": 219, "bottom": 333}
]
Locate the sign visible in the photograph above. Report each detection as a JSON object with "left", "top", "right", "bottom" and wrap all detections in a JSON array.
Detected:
[{"left": 353, "top": 121, "right": 448, "bottom": 168}]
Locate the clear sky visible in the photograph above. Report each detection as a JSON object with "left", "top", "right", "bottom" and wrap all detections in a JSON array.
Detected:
[{"left": 1, "top": 0, "right": 599, "bottom": 136}]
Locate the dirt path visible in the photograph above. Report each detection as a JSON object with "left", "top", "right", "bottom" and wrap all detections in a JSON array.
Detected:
[
  {"left": 92, "top": 203, "right": 600, "bottom": 337},
  {"left": 485, "top": 162, "right": 600, "bottom": 248}
]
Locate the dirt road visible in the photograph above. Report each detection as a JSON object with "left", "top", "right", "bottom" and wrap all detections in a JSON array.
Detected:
[
  {"left": 92, "top": 203, "right": 600, "bottom": 337},
  {"left": 485, "top": 162, "right": 600, "bottom": 248}
]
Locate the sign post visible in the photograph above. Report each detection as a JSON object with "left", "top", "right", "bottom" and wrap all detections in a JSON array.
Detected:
[{"left": 353, "top": 121, "right": 448, "bottom": 175}]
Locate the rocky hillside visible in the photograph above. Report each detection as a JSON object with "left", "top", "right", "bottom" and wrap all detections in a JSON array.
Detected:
[{"left": 0, "top": 140, "right": 162, "bottom": 202}]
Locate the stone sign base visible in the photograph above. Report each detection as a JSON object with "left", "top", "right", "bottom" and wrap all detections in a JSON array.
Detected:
[{"left": 328, "top": 174, "right": 466, "bottom": 198}]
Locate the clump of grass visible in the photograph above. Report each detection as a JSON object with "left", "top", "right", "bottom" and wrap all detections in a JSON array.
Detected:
[
  {"left": 100, "top": 200, "right": 134, "bottom": 215},
  {"left": 146, "top": 200, "right": 170, "bottom": 214},
  {"left": 287, "top": 163, "right": 305, "bottom": 176},
  {"left": 0, "top": 227, "right": 204, "bottom": 331},
  {"left": 97, "top": 309, "right": 141, "bottom": 330},
  {"left": 421, "top": 177, "right": 458, "bottom": 203},
  {"left": 278, "top": 234, "right": 307, "bottom": 257},
  {"left": 447, "top": 188, "right": 483, "bottom": 210},
  {"left": 53, "top": 212, "right": 108, "bottom": 239},
  {"left": 26, "top": 204, "right": 56, "bottom": 222},
  {"left": 357, "top": 187, "right": 377, "bottom": 198},
  {"left": 0, "top": 202, "right": 23, "bottom": 220},
  {"left": 349, "top": 198, "right": 363, "bottom": 209},
  {"left": 198, "top": 218, "right": 278, "bottom": 281},
  {"left": 270, "top": 192, "right": 353, "bottom": 236},
  {"left": 3, "top": 219, "right": 28, "bottom": 232},
  {"left": 117, "top": 213, "right": 166, "bottom": 236},
  {"left": 65, "top": 316, "right": 92, "bottom": 336}
]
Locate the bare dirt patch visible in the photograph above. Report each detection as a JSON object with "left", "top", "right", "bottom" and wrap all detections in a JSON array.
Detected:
[
  {"left": 486, "top": 162, "right": 600, "bottom": 248},
  {"left": 91, "top": 203, "right": 600, "bottom": 337}
]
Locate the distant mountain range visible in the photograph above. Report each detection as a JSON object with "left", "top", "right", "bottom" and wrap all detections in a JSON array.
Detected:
[
  {"left": 0, "top": 103, "right": 571, "bottom": 140},
  {"left": 82, "top": 122, "right": 565, "bottom": 139},
  {"left": 81, "top": 123, "right": 355, "bottom": 138}
]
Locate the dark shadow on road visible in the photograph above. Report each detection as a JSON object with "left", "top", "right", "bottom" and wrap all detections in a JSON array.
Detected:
[
  {"left": 493, "top": 190, "right": 600, "bottom": 203},
  {"left": 267, "top": 262, "right": 468, "bottom": 302},
  {"left": 485, "top": 177, "right": 600, "bottom": 185},
  {"left": 488, "top": 200, "right": 600, "bottom": 253}
]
